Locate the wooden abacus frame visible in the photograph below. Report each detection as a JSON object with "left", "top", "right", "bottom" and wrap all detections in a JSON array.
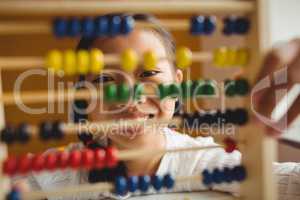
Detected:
[{"left": 0, "top": 0, "right": 276, "bottom": 200}]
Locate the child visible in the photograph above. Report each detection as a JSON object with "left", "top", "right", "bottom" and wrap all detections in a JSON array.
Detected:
[{"left": 14, "top": 14, "right": 300, "bottom": 200}]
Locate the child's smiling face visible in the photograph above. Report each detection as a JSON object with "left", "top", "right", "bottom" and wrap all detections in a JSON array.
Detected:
[{"left": 85, "top": 29, "right": 183, "bottom": 142}]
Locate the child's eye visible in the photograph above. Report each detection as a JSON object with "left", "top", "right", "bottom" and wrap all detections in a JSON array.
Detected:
[
  {"left": 92, "top": 74, "right": 115, "bottom": 84},
  {"left": 139, "top": 70, "right": 161, "bottom": 78}
]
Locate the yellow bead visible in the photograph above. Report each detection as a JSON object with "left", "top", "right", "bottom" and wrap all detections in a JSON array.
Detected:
[
  {"left": 236, "top": 48, "right": 249, "bottom": 66},
  {"left": 176, "top": 46, "right": 192, "bottom": 69},
  {"left": 90, "top": 49, "right": 104, "bottom": 74},
  {"left": 226, "top": 48, "right": 237, "bottom": 67},
  {"left": 63, "top": 50, "right": 77, "bottom": 76},
  {"left": 46, "top": 50, "right": 62, "bottom": 73},
  {"left": 121, "top": 49, "right": 138, "bottom": 72},
  {"left": 143, "top": 51, "right": 157, "bottom": 70},
  {"left": 213, "top": 47, "right": 227, "bottom": 67},
  {"left": 77, "top": 50, "right": 90, "bottom": 75}
]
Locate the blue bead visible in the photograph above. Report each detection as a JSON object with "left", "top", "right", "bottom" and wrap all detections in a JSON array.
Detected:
[
  {"left": 115, "top": 176, "right": 128, "bottom": 196},
  {"left": 202, "top": 169, "right": 213, "bottom": 186},
  {"left": 68, "top": 18, "right": 81, "bottom": 37},
  {"left": 203, "top": 16, "right": 216, "bottom": 35},
  {"left": 95, "top": 16, "right": 109, "bottom": 36},
  {"left": 212, "top": 168, "right": 223, "bottom": 184},
  {"left": 138, "top": 175, "right": 151, "bottom": 192},
  {"left": 53, "top": 18, "right": 67, "bottom": 38},
  {"left": 223, "top": 17, "right": 236, "bottom": 35},
  {"left": 190, "top": 16, "right": 205, "bottom": 35},
  {"left": 6, "top": 189, "right": 21, "bottom": 200},
  {"left": 223, "top": 167, "right": 233, "bottom": 183},
  {"left": 82, "top": 17, "right": 95, "bottom": 37},
  {"left": 232, "top": 166, "right": 247, "bottom": 181},
  {"left": 127, "top": 176, "right": 139, "bottom": 193},
  {"left": 121, "top": 15, "right": 135, "bottom": 35},
  {"left": 109, "top": 15, "right": 122, "bottom": 36},
  {"left": 235, "top": 17, "right": 250, "bottom": 34},
  {"left": 151, "top": 175, "right": 163, "bottom": 191},
  {"left": 163, "top": 174, "right": 175, "bottom": 189}
]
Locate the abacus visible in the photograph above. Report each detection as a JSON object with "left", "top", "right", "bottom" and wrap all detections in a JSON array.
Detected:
[{"left": 0, "top": 1, "right": 277, "bottom": 200}]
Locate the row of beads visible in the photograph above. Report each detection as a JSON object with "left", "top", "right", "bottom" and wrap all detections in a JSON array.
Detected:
[
  {"left": 115, "top": 174, "right": 175, "bottom": 196},
  {"left": 224, "top": 78, "right": 250, "bottom": 96},
  {"left": 53, "top": 15, "right": 134, "bottom": 38},
  {"left": 182, "top": 108, "right": 249, "bottom": 126},
  {"left": 53, "top": 15, "right": 250, "bottom": 38},
  {"left": 2, "top": 147, "right": 117, "bottom": 176},
  {"left": 202, "top": 165, "right": 247, "bottom": 185},
  {"left": 213, "top": 47, "right": 249, "bottom": 67}
]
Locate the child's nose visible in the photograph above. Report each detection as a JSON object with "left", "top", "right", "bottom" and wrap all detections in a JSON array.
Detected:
[{"left": 115, "top": 95, "right": 147, "bottom": 109}]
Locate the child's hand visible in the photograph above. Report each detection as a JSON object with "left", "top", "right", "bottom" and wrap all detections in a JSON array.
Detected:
[{"left": 252, "top": 39, "right": 300, "bottom": 137}]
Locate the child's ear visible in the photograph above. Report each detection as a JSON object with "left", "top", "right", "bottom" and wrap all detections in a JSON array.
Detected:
[{"left": 175, "top": 69, "right": 183, "bottom": 83}]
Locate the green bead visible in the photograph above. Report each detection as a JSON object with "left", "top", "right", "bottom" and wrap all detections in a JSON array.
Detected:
[
  {"left": 134, "top": 83, "right": 144, "bottom": 100},
  {"left": 193, "top": 80, "right": 205, "bottom": 96},
  {"left": 202, "top": 80, "right": 216, "bottom": 95},
  {"left": 104, "top": 84, "right": 117, "bottom": 102},
  {"left": 235, "top": 79, "right": 249, "bottom": 95},
  {"left": 225, "top": 80, "right": 236, "bottom": 96},
  {"left": 158, "top": 84, "right": 169, "bottom": 99},
  {"left": 118, "top": 83, "right": 131, "bottom": 102},
  {"left": 169, "top": 83, "right": 181, "bottom": 98},
  {"left": 181, "top": 80, "right": 193, "bottom": 99}
]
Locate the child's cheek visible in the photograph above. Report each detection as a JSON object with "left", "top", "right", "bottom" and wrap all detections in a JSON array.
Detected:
[{"left": 158, "top": 99, "right": 176, "bottom": 118}]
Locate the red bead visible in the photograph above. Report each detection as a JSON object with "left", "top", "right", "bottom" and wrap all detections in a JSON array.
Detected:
[
  {"left": 94, "top": 148, "right": 105, "bottom": 169},
  {"left": 18, "top": 154, "right": 32, "bottom": 174},
  {"left": 69, "top": 150, "right": 82, "bottom": 169},
  {"left": 82, "top": 149, "right": 94, "bottom": 170},
  {"left": 45, "top": 153, "right": 58, "bottom": 171},
  {"left": 32, "top": 154, "right": 45, "bottom": 172},
  {"left": 57, "top": 151, "right": 69, "bottom": 169},
  {"left": 105, "top": 147, "right": 118, "bottom": 168},
  {"left": 3, "top": 156, "right": 18, "bottom": 175},
  {"left": 224, "top": 138, "right": 237, "bottom": 153}
]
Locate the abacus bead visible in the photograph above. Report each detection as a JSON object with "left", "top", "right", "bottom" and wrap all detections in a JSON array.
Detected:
[
  {"left": 77, "top": 50, "right": 90, "bottom": 75},
  {"left": 223, "top": 17, "right": 236, "bottom": 35},
  {"left": 90, "top": 49, "right": 104, "bottom": 74},
  {"left": 3, "top": 156, "right": 18, "bottom": 175},
  {"left": 143, "top": 51, "right": 157, "bottom": 71},
  {"left": 212, "top": 168, "right": 223, "bottom": 184},
  {"left": 63, "top": 50, "right": 77, "bottom": 76},
  {"left": 202, "top": 81, "right": 216, "bottom": 95},
  {"left": 57, "top": 151, "right": 69, "bottom": 169},
  {"left": 181, "top": 80, "right": 193, "bottom": 99},
  {"left": 95, "top": 16, "right": 109, "bottom": 36},
  {"left": 82, "top": 17, "right": 95, "bottom": 37},
  {"left": 39, "top": 121, "right": 53, "bottom": 140},
  {"left": 82, "top": 149, "right": 95, "bottom": 169},
  {"left": 202, "top": 169, "right": 212, "bottom": 186},
  {"left": 18, "top": 155, "right": 32, "bottom": 174},
  {"left": 226, "top": 48, "right": 237, "bottom": 66},
  {"left": 133, "top": 83, "right": 144, "bottom": 100},
  {"left": 203, "top": 16, "right": 216, "bottom": 35},
  {"left": 176, "top": 47, "right": 192, "bottom": 69},
  {"left": 138, "top": 176, "right": 151, "bottom": 192},
  {"left": 45, "top": 153, "right": 58, "bottom": 171},
  {"left": 158, "top": 84, "right": 169, "bottom": 99},
  {"left": 32, "top": 154, "right": 46, "bottom": 172},
  {"left": 190, "top": 16, "right": 205, "bottom": 35},
  {"left": 213, "top": 47, "right": 227, "bottom": 67},
  {"left": 69, "top": 150, "right": 82, "bottom": 169},
  {"left": 78, "top": 132, "right": 93, "bottom": 145},
  {"left": 53, "top": 18, "right": 67, "bottom": 38},
  {"left": 68, "top": 18, "right": 81, "bottom": 37},
  {"left": 52, "top": 120, "right": 64, "bottom": 139},
  {"left": 1, "top": 126, "right": 15, "bottom": 144},
  {"left": 16, "top": 123, "right": 30, "bottom": 143},
  {"left": 235, "top": 17, "right": 250, "bottom": 34},
  {"left": 151, "top": 175, "right": 163, "bottom": 191},
  {"left": 121, "top": 15, "right": 135, "bottom": 35},
  {"left": 121, "top": 49, "right": 138, "bottom": 72},
  {"left": 163, "top": 174, "right": 175, "bottom": 189},
  {"left": 236, "top": 48, "right": 249, "bottom": 66},
  {"left": 94, "top": 148, "right": 105, "bottom": 169},
  {"left": 223, "top": 167, "right": 233, "bottom": 183},
  {"left": 115, "top": 176, "right": 128, "bottom": 196},
  {"left": 46, "top": 50, "right": 62, "bottom": 73},
  {"left": 235, "top": 79, "right": 250, "bottom": 95},
  {"left": 234, "top": 108, "right": 248, "bottom": 125},
  {"left": 127, "top": 176, "right": 139, "bottom": 192},
  {"left": 104, "top": 84, "right": 117, "bottom": 102},
  {"left": 225, "top": 80, "right": 236, "bottom": 96},
  {"left": 224, "top": 137, "right": 237, "bottom": 153},
  {"left": 106, "top": 147, "right": 118, "bottom": 168},
  {"left": 232, "top": 165, "right": 247, "bottom": 181},
  {"left": 109, "top": 15, "right": 122, "bottom": 36},
  {"left": 6, "top": 189, "right": 21, "bottom": 200},
  {"left": 169, "top": 83, "right": 181, "bottom": 98},
  {"left": 118, "top": 83, "right": 131, "bottom": 102}
]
